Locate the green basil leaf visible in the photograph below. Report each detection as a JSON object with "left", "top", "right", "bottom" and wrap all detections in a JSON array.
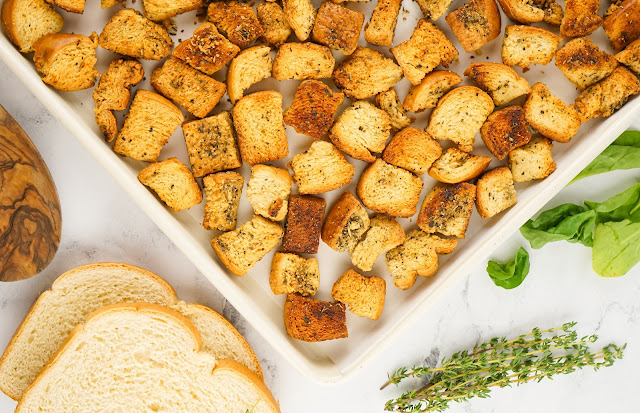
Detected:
[
  {"left": 570, "top": 130, "right": 640, "bottom": 183},
  {"left": 487, "top": 248, "right": 530, "bottom": 289},
  {"left": 520, "top": 204, "right": 596, "bottom": 249},
  {"left": 592, "top": 220, "right": 640, "bottom": 277},
  {"left": 585, "top": 183, "right": 640, "bottom": 223}
]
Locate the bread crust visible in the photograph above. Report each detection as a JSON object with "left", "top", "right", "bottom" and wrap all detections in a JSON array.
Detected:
[
  {"left": 284, "top": 293, "right": 348, "bottom": 342},
  {"left": 212, "top": 360, "right": 277, "bottom": 411},
  {"left": 445, "top": 0, "right": 501, "bottom": 53}
]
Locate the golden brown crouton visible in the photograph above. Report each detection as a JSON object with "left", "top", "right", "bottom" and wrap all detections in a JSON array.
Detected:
[
  {"left": 332, "top": 47, "right": 403, "bottom": 100},
  {"left": 417, "top": 182, "right": 476, "bottom": 238},
  {"left": 312, "top": 2, "right": 364, "bottom": 55},
  {"left": 382, "top": 127, "right": 442, "bottom": 175},
  {"left": 93, "top": 59, "right": 144, "bottom": 142},
  {"left": 98, "top": 9, "right": 172, "bottom": 60},
  {"left": 138, "top": 158, "right": 203, "bottom": 212},
  {"left": 574, "top": 66, "right": 640, "bottom": 122},
  {"left": 331, "top": 270, "right": 386, "bottom": 319},
  {"left": 414, "top": 0, "right": 454, "bottom": 20},
  {"left": 272, "top": 42, "right": 335, "bottom": 80},
  {"left": 403, "top": 71, "right": 463, "bottom": 112},
  {"left": 270, "top": 253, "right": 320, "bottom": 296},
  {"left": 464, "top": 63, "right": 531, "bottom": 106},
  {"left": 284, "top": 293, "right": 347, "bottom": 342},
  {"left": 560, "top": 0, "right": 603, "bottom": 38},
  {"left": 391, "top": 19, "right": 458, "bottom": 85},
  {"left": 357, "top": 159, "right": 424, "bottom": 218},
  {"left": 182, "top": 112, "right": 242, "bottom": 177},
  {"left": 45, "top": 0, "right": 83, "bottom": 14},
  {"left": 375, "top": 88, "right": 414, "bottom": 130},
  {"left": 532, "top": 0, "right": 563, "bottom": 25},
  {"left": 322, "top": 191, "right": 370, "bottom": 253},
  {"left": 151, "top": 57, "right": 226, "bottom": 118},
  {"left": 113, "top": 90, "right": 184, "bottom": 162},
  {"left": 508, "top": 137, "right": 556, "bottom": 182},
  {"left": 428, "top": 147, "right": 492, "bottom": 183},
  {"left": 555, "top": 38, "right": 619, "bottom": 91},
  {"left": 141, "top": 0, "right": 201, "bottom": 21},
  {"left": 207, "top": 1, "right": 263, "bottom": 48},
  {"left": 283, "top": 0, "right": 316, "bottom": 41},
  {"left": 257, "top": 2, "right": 292, "bottom": 46},
  {"left": 604, "top": 0, "right": 640, "bottom": 50},
  {"left": 211, "top": 215, "right": 284, "bottom": 276},
  {"left": 501, "top": 25, "right": 562, "bottom": 69},
  {"left": 284, "top": 80, "right": 344, "bottom": 140},
  {"left": 282, "top": 195, "right": 326, "bottom": 254},
  {"left": 351, "top": 215, "right": 404, "bottom": 272},
  {"left": 480, "top": 106, "right": 532, "bottom": 160},
  {"left": 1, "top": 0, "right": 64, "bottom": 53},
  {"left": 289, "top": 141, "right": 355, "bottom": 194},
  {"left": 523, "top": 82, "right": 581, "bottom": 143},
  {"left": 232, "top": 91, "right": 289, "bottom": 165},
  {"left": 616, "top": 39, "right": 640, "bottom": 74},
  {"left": 202, "top": 171, "right": 244, "bottom": 231},
  {"left": 426, "top": 86, "right": 495, "bottom": 152},
  {"left": 246, "top": 164, "right": 292, "bottom": 221},
  {"left": 172, "top": 23, "right": 240, "bottom": 76},
  {"left": 330, "top": 101, "right": 392, "bottom": 163},
  {"left": 385, "top": 230, "right": 457, "bottom": 290},
  {"left": 445, "top": 0, "right": 502, "bottom": 53},
  {"left": 495, "top": 0, "right": 544, "bottom": 23},
  {"left": 365, "top": 0, "right": 401, "bottom": 46},
  {"left": 476, "top": 167, "right": 517, "bottom": 219},
  {"left": 226, "top": 45, "right": 273, "bottom": 104}
]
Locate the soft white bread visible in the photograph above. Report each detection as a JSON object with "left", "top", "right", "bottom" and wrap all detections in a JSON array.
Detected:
[
  {"left": 0, "top": 263, "right": 262, "bottom": 401},
  {"left": 15, "top": 303, "right": 278, "bottom": 413}
]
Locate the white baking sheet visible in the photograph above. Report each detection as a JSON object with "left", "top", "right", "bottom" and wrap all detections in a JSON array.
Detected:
[{"left": 1, "top": 0, "right": 638, "bottom": 382}]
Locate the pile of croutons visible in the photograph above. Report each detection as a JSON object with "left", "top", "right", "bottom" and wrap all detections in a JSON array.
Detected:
[{"left": 5, "top": 0, "right": 640, "bottom": 342}]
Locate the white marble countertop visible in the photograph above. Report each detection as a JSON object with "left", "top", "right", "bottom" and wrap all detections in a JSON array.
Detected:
[{"left": 1, "top": 62, "right": 640, "bottom": 413}]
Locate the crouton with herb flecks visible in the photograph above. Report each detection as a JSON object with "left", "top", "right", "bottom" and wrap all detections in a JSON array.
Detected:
[
  {"left": 365, "top": 0, "right": 401, "bottom": 46},
  {"left": 270, "top": 252, "right": 320, "bottom": 296},
  {"left": 172, "top": 23, "right": 240, "bottom": 76},
  {"left": 501, "top": 25, "right": 562, "bottom": 69},
  {"left": 417, "top": 183, "right": 476, "bottom": 238},
  {"left": 283, "top": 0, "right": 316, "bottom": 41},
  {"left": 476, "top": 167, "right": 517, "bottom": 219},
  {"left": 289, "top": 141, "right": 355, "bottom": 194},
  {"left": 141, "top": 0, "right": 201, "bottom": 21},
  {"left": 207, "top": 1, "right": 263, "bottom": 48},
  {"left": 508, "top": 137, "right": 556, "bottom": 182},
  {"left": 495, "top": 0, "right": 544, "bottom": 23},
  {"left": 375, "top": 88, "right": 413, "bottom": 130},
  {"left": 413, "top": 0, "right": 454, "bottom": 21},
  {"left": 555, "top": 38, "right": 619, "bottom": 91},
  {"left": 1, "top": 0, "right": 64, "bottom": 53},
  {"left": 138, "top": 158, "right": 203, "bottom": 212},
  {"left": 99, "top": 9, "right": 172, "bottom": 60},
  {"left": 615, "top": 39, "right": 640, "bottom": 74},
  {"left": 382, "top": 127, "right": 442, "bottom": 175},
  {"left": 284, "top": 293, "right": 347, "bottom": 342},
  {"left": 560, "top": 0, "right": 602, "bottom": 38},
  {"left": 604, "top": 0, "right": 640, "bottom": 51},
  {"left": 480, "top": 106, "right": 532, "bottom": 160},
  {"left": 574, "top": 66, "right": 640, "bottom": 123},
  {"left": 312, "top": 2, "right": 364, "bottom": 55},
  {"left": 246, "top": 165, "right": 292, "bottom": 221},
  {"left": 403, "top": 71, "right": 462, "bottom": 112},
  {"left": 332, "top": 47, "right": 403, "bottom": 100},
  {"left": 445, "top": 0, "right": 502, "bottom": 53},
  {"left": 202, "top": 172, "right": 244, "bottom": 231},
  {"left": 283, "top": 80, "right": 344, "bottom": 140},
  {"left": 227, "top": 45, "right": 272, "bottom": 104},
  {"left": 272, "top": 42, "right": 335, "bottom": 80},
  {"left": 464, "top": 63, "right": 530, "bottom": 106},
  {"left": 322, "top": 191, "right": 370, "bottom": 253},
  {"left": 523, "top": 82, "right": 581, "bottom": 143},
  {"left": 258, "top": 2, "right": 292, "bottom": 46}
]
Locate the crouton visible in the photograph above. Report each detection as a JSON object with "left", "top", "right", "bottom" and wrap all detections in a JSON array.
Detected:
[
  {"left": 330, "top": 101, "right": 392, "bottom": 162},
  {"left": 151, "top": 57, "right": 226, "bottom": 118},
  {"left": 508, "top": 137, "right": 556, "bottom": 182},
  {"left": 532, "top": 0, "right": 563, "bottom": 25},
  {"left": 283, "top": 0, "right": 316, "bottom": 41},
  {"left": 227, "top": 45, "right": 272, "bottom": 104},
  {"left": 403, "top": 71, "right": 463, "bottom": 112},
  {"left": 391, "top": 19, "right": 458, "bottom": 85},
  {"left": 480, "top": 106, "right": 532, "bottom": 160},
  {"left": 555, "top": 38, "right": 619, "bottom": 91},
  {"left": 574, "top": 66, "right": 640, "bottom": 122},
  {"left": 382, "top": 127, "right": 442, "bottom": 175},
  {"left": 1, "top": 0, "right": 63, "bottom": 53},
  {"left": 141, "top": 0, "right": 201, "bottom": 21},
  {"left": 207, "top": 1, "right": 263, "bottom": 48},
  {"left": 501, "top": 25, "right": 562, "bottom": 69},
  {"left": 113, "top": 90, "right": 184, "bottom": 162},
  {"left": 32, "top": 33, "right": 98, "bottom": 92},
  {"left": 616, "top": 39, "right": 640, "bottom": 74},
  {"left": 333, "top": 47, "right": 404, "bottom": 99},
  {"left": 413, "top": 0, "right": 454, "bottom": 21},
  {"left": 232, "top": 91, "right": 289, "bottom": 165},
  {"left": 385, "top": 230, "right": 457, "bottom": 290},
  {"left": 606, "top": 0, "right": 625, "bottom": 17},
  {"left": 331, "top": 270, "right": 386, "bottom": 319},
  {"left": 426, "top": 86, "right": 495, "bottom": 152},
  {"left": 428, "top": 147, "right": 492, "bottom": 183},
  {"left": 93, "top": 59, "right": 143, "bottom": 142},
  {"left": 495, "top": 0, "right": 544, "bottom": 23},
  {"left": 417, "top": 183, "right": 476, "bottom": 238},
  {"left": 289, "top": 141, "right": 355, "bottom": 194},
  {"left": 464, "top": 63, "right": 531, "bottom": 106},
  {"left": 282, "top": 195, "right": 326, "bottom": 254},
  {"left": 560, "top": 0, "right": 603, "bottom": 38},
  {"left": 312, "top": 2, "right": 364, "bottom": 55},
  {"left": 605, "top": 0, "right": 640, "bottom": 51},
  {"left": 45, "top": 0, "right": 83, "bottom": 14},
  {"left": 138, "top": 158, "right": 203, "bottom": 212},
  {"left": 283, "top": 80, "right": 344, "bottom": 140},
  {"left": 182, "top": 112, "right": 242, "bottom": 177},
  {"left": 202, "top": 171, "right": 244, "bottom": 231},
  {"left": 257, "top": 2, "right": 292, "bottom": 46},
  {"left": 445, "top": 0, "right": 502, "bottom": 53},
  {"left": 351, "top": 215, "right": 404, "bottom": 272},
  {"left": 246, "top": 165, "right": 292, "bottom": 221},
  {"left": 476, "top": 167, "right": 517, "bottom": 219},
  {"left": 523, "top": 82, "right": 581, "bottom": 143},
  {"left": 98, "top": 9, "right": 172, "bottom": 60},
  {"left": 284, "top": 293, "right": 347, "bottom": 342},
  {"left": 357, "top": 159, "right": 424, "bottom": 218},
  {"left": 322, "top": 191, "right": 370, "bottom": 253},
  {"left": 365, "top": 0, "right": 401, "bottom": 46},
  {"left": 212, "top": 215, "right": 283, "bottom": 276},
  {"left": 172, "top": 23, "right": 240, "bottom": 76},
  {"left": 270, "top": 253, "right": 320, "bottom": 296},
  {"left": 272, "top": 42, "right": 335, "bottom": 80},
  {"left": 375, "top": 88, "right": 413, "bottom": 130}
]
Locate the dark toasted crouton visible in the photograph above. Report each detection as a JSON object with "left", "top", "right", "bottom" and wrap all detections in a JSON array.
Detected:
[
  {"left": 322, "top": 191, "right": 370, "bottom": 253},
  {"left": 283, "top": 80, "right": 344, "bottom": 140},
  {"left": 560, "top": 0, "right": 603, "bottom": 38},
  {"left": 333, "top": 47, "right": 403, "bottom": 99},
  {"left": 524, "top": 82, "right": 581, "bottom": 143},
  {"left": 508, "top": 137, "right": 556, "bottom": 182},
  {"left": 502, "top": 25, "right": 562, "bottom": 69},
  {"left": 382, "top": 127, "right": 442, "bottom": 175},
  {"left": 403, "top": 71, "right": 462, "bottom": 112},
  {"left": 445, "top": 0, "right": 501, "bottom": 53},
  {"left": 428, "top": 147, "right": 492, "bottom": 183},
  {"left": 365, "top": 0, "right": 401, "bottom": 46},
  {"left": 282, "top": 195, "right": 326, "bottom": 254},
  {"left": 480, "top": 106, "right": 532, "bottom": 160},
  {"left": 476, "top": 167, "right": 517, "bottom": 219},
  {"left": 604, "top": 0, "right": 640, "bottom": 50},
  {"left": 532, "top": 0, "right": 563, "bottom": 25},
  {"left": 207, "top": 1, "right": 263, "bottom": 48},
  {"left": 172, "top": 23, "right": 240, "bottom": 76},
  {"left": 555, "top": 38, "right": 619, "bottom": 91},
  {"left": 331, "top": 270, "right": 386, "bottom": 319},
  {"left": 417, "top": 183, "right": 476, "bottom": 238},
  {"left": 284, "top": 293, "right": 348, "bottom": 342},
  {"left": 574, "top": 66, "right": 640, "bottom": 122},
  {"left": 312, "top": 2, "right": 364, "bottom": 55}
]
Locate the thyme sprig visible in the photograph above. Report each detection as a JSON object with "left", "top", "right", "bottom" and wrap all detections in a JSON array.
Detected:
[{"left": 382, "top": 322, "right": 625, "bottom": 412}]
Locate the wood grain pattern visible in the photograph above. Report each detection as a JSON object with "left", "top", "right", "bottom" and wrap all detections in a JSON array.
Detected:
[{"left": 0, "top": 105, "right": 61, "bottom": 281}]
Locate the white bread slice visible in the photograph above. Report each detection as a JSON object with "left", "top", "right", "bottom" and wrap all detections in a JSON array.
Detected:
[
  {"left": 16, "top": 303, "right": 279, "bottom": 413},
  {"left": 0, "top": 263, "right": 262, "bottom": 401}
]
